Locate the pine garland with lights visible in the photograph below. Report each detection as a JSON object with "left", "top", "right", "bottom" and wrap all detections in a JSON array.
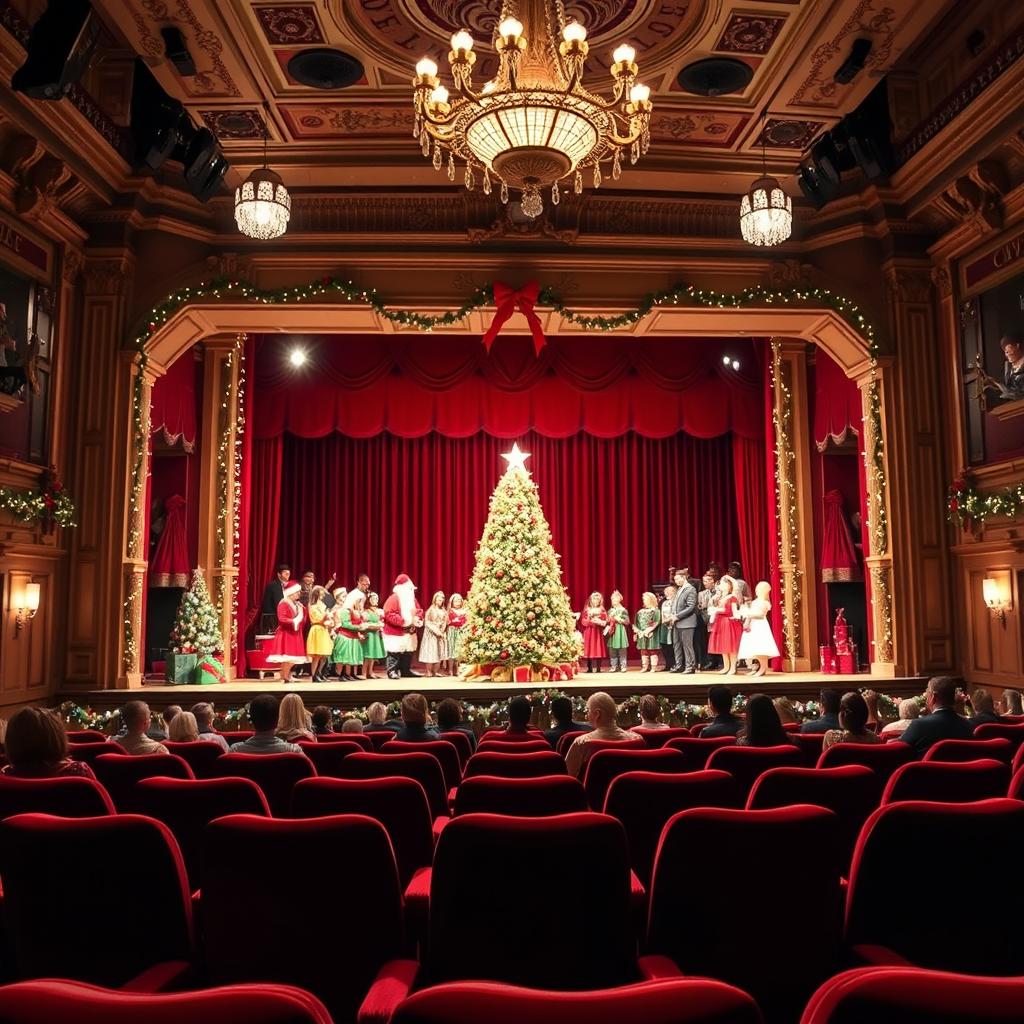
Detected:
[
  {"left": 948, "top": 471, "right": 1024, "bottom": 530},
  {"left": 170, "top": 569, "right": 223, "bottom": 656},
  {"left": 0, "top": 477, "right": 76, "bottom": 529}
]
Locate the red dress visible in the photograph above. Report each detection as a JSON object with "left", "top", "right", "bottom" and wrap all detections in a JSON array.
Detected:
[
  {"left": 265, "top": 598, "right": 307, "bottom": 663},
  {"left": 581, "top": 606, "right": 608, "bottom": 659},
  {"left": 708, "top": 595, "right": 743, "bottom": 655}
]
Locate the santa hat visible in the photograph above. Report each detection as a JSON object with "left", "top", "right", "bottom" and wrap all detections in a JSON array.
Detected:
[
  {"left": 283, "top": 581, "right": 302, "bottom": 597},
  {"left": 394, "top": 573, "right": 415, "bottom": 588}
]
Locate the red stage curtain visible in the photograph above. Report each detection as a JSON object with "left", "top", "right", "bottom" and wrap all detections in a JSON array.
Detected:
[
  {"left": 244, "top": 436, "right": 282, "bottom": 641},
  {"left": 732, "top": 435, "right": 770, "bottom": 583},
  {"left": 151, "top": 351, "right": 197, "bottom": 451},
  {"left": 149, "top": 495, "right": 189, "bottom": 588},
  {"left": 813, "top": 348, "right": 861, "bottom": 451},
  {"left": 271, "top": 431, "right": 742, "bottom": 621}
]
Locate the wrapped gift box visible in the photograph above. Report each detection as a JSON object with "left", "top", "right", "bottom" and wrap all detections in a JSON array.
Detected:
[
  {"left": 818, "top": 646, "right": 835, "bottom": 674},
  {"left": 165, "top": 653, "right": 197, "bottom": 684},
  {"left": 559, "top": 663, "right": 574, "bottom": 679},
  {"left": 512, "top": 665, "right": 531, "bottom": 683},
  {"left": 837, "top": 645, "right": 858, "bottom": 675}
]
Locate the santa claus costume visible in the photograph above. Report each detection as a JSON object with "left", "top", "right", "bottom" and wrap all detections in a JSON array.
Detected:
[
  {"left": 382, "top": 573, "right": 424, "bottom": 679},
  {"left": 264, "top": 581, "right": 307, "bottom": 680}
]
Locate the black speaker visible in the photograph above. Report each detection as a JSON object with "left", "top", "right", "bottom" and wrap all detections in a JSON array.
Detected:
[
  {"left": 839, "top": 83, "right": 895, "bottom": 179},
  {"left": 834, "top": 38, "right": 872, "bottom": 85},
  {"left": 130, "top": 60, "right": 190, "bottom": 169},
  {"left": 182, "top": 128, "right": 228, "bottom": 201},
  {"left": 160, "top": 27, "right": 196, "bottom": 77},
  {"left": 12, "top": 0, "right": 100, "bottom": 99}
]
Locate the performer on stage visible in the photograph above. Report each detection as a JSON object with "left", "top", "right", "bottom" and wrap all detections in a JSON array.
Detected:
[
  {"left": 445, "top": 593, "right": 467, "bottom": 677},
  {"left": 633, "top": 591, "right": 661, "bottom": 672},
  {"left": 708, "top": 575, "right": 743, "bottom": 676},
  {"left": 305, "top": 586, "right": 333, "bottom": 682},
  {"left": 419, "top": 590, "right": 448, "bottom": 677},
  {"left": 670, "top": 568, "right": 698, "bottom": 674},
  {"left": 737, "top": 581, "right": 780, "bottom": 677},
  {"left": 581, "top": 592, "right": 608, "bottom": 673},
  {"left": 259, "top": 564, "right": 290, "bottom": 635},
  {"left": 658, "top": 584, "right": 676, "bottom": 671},
  {"left": 607, "top": 590, "right": 630, "bottom": 672},
  {"left": 697, "top": 571, "right": 720, "bottom": 670},
  {"left": 264, "top": 580, "right": 306, "bottom": 682},
  {"left": 333, "top": 590, "right": 368, "bottom": 681},
  {"left": 362, "top": 591, "right": 385, "bottom": 680},
  {"left": 383, "top": 573, "right": 424, "bottom": 679}
]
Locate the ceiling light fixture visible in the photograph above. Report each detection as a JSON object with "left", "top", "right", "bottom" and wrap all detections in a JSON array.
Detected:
[
  {"left": 740, "top": 113, "right": 792, "bottom": 247},
  {"left": 235, "top": 103, "right": 290, "bottom": 240},
  {"left": 288, "top": 347, "right": 307, "bottom": 368}
]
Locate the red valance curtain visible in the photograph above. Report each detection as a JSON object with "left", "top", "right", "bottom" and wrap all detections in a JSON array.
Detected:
[
  {"left": 151, "top": 351, "right": 197, "bottom": 451},
  {"left": 813, "top": 349, "right": 861, "bottom": 452}
]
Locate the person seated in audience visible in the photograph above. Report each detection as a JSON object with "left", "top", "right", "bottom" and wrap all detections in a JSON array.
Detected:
[
  {"left": 119, "top": 701, "right": 169, "bottom": 755},
  {"left": 496, "top": 695, "right": 534, "bottom": 737},
  {"left": 702, "top": 684, "right": 743, "bottom": 738},
  {"left": 736, "top": 694, "right": 793, "bottom": 747},
  {"left": 773, "top": 696, "right": 799, "bottom": 726},
  {"left": 394, "top": 693, "right": 439, "bottom": 743},
  {"left": 311, "top": 706, "right": 334, "bottom": 735},
  {"left": 190, "top": 701, "right": 227, "bottom": 744},
  {"left": 146, "top": 704, "right": 181, "bottom": 742},
  {"left": 436, "top": 697, "right": 477, "bottom": 752},
  {"left": 277, "top": 692, "right": 315, "bottom": 743},
  {"left": 632, "top": 694, "right": 669, "bottom": 731},
  {"left": 800, "top": 688, "right": 842, "bottom": 734},
  {"left": 1002, "top": 689, "right": 1024, "bottom": 716},
  {"left": 1, "top": 707, "right": 95, "bottom": 778},
  {"left": 969, "top": 687, "right": 1003, "bottom": 727},
  {"left": 880, "top": 697, "right": 920, "bottom": 735},
  {"left": 565, "top": 692, "right": 633, "bottom": 778},
  {"left": 365, "top": 701, "right": 402, "bottom": 733},
  {"left": 822, "top": 691, "right": 881, "bottom": 750},
  {"left": 897, "top": 676, "right": 974, "bottom": 756},
  {"left": 341, "top": 717, "right": 364, "bottom": 734},
  {"left": 543, "top": 695, "right": 591, "bottom": 749},
  {"left": 168, "top": 710, "right": 205, "bottom": 747},
  {"left": 230, "top": 694, "right": 302, "bottom": 754}
]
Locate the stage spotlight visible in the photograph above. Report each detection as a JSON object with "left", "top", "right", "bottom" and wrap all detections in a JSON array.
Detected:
[
  {"left": 722, "top": 355, "right": 731, "bottom": 365},
  {"left": 12, "top": 0, "right": 100, "bottom": 100},
  {"left": 289, "top": 347, "right": 308, "bottom": 368},
  {"left": 732, "top": 359, "right": 740, "bottom": 370}
]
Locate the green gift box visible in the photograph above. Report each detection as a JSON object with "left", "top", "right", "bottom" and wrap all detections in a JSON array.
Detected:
[{"left": 165, "top": 653, "right": 198, "bottom": 684}]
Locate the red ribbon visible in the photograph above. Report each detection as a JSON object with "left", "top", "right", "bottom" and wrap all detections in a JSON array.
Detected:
[{"left": 482, "top": 280, "right": 546, "bottom": 356}]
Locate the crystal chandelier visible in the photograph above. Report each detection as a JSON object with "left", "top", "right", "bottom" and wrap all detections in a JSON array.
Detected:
[
  {"left": 411, "top": 0, "right": 653, "bottom": 219},
  {"left": 740, "top": 117, "right": 792, "bottom": 247},
  {"left": 234, "top": 106, "right": 291, "bottom": 240}
]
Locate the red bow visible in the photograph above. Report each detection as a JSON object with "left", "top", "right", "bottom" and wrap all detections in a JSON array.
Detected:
[{"left": 482, "top": 281, "right": 546, "bottom": 356}]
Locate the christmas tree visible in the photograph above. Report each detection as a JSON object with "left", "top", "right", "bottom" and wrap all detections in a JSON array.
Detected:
[
  {"left": 459, "top": 444, "right": 577, "bottom": 669},
  {"left": 170, "top": 568, "right": 223, "bottom": 655}
]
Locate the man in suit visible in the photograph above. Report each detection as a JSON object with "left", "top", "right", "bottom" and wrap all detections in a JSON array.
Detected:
[
  {"left": 259, "top": 564, "right": 290, "bottom": 634},
  {"left": 800, "top": 688, "right": 842, "bottom": 734},
  {"left": 967, "top": 686, "right": 1003, "bottom": 728},
  {"left": 899, "top": 676, "right": 975, "bottom": 756},
  {"left": 394, "top": 692, "right": 439, "bottom": 743},
  {"left": 670, "top": 568, "right": 698, "bottom": 673},
  {"left": 696, "top": 571, "right": 719, "bottom": 670},
  {"left": 544, "top": 695, "right": 592, "bottom": 749},
  {"left": 702, "top": 684, "right": 743, "bottom": 737}
]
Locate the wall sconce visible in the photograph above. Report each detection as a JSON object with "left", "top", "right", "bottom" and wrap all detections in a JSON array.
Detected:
[
  {"left": 982, "top": 575, "right": 1011, "bottom": 623},
  {"left": 15, "top": 582, "right": 39, "bottom": 633}
]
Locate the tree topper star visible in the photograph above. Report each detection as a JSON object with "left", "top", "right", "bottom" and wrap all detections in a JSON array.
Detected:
[{"left": 501, "top": 442, "right": 531, "bottom": 472}]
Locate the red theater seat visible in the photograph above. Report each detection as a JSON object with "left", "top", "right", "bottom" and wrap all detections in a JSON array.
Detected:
[
  {"left": 134, "top": 776, "right": 270, "bottom": 887},
  {"left": 583, "top": 748, "right": 685, "bottom": 811},
  {"left": 452, "top": 775, "right": 586, "bottom": 817},
  {"left": 201, "top": 814, "right": 416, "bottom": 1023},
  {"left": 212, "top": 752, "right": 315, "bottom": 816},
  {"left": 340, "top": 751, "right": 448, "bottom": 818},
  {"left": 482, "top": 726, "right": 543, "bottom": 738},
  {"left": 792, "top": 732, "right": 827, "bottom": 767},
  {"left": 817, "top": 741, "right": 914, "bottom": 778},
  {"left": 603, "top": 770, "right": 738, "bottom": 887},
  {"left": 163, "top": 740, "right": 225, "bottom": 779},
  {"left": 924, "top": 737, "right": 1013, "bottom": 765},
  {"left": 92, "top": 753, "right": 193, "bottom": 812},
  {"left": 70, "top": 741, "right": 128, "bottom": 764},
  {"left": 801, "top": 967, "right": 1024, "bottom": 1024},
  {"left": 66, "top": 730, "right": 110, "bottom": 744},
  {"left": 296, "top": 740, "right": 363, "bottom": 777},
  {"left": 438, "top": 730, "right": 473, "bottom": 767},
  {"left": 0, "top": 775, "right": 115, "bottom": 818},
  {"left": 881, "top": 759, "right": 1010, "bottom": 805},
  {"left": 383, "top": 739, "right": 463, "bottom": 789},
  {"left": 464, "top": 750, "right": 566, "bottom": 780},
  {"left": 555, "top": 730, "right": 588, "bottom": 757},
  {"left": 392, "top": 978, "right": 761, "bottom": 1024},
  {"left": 664, "top": 735, "right": 737, "bottom": 769},
  {"left": 217, "top": 731, "right": 254, "bottom": 746},
  {"left": 476, "top": 739, "right": 551, "bottom": 755},
  {"left": 706, "top": 744, "right": 802, "bottom": 799},
  {"left": 364, "top": 730, "right": 395, "bottom": 750},
  {"left": 0, "top": 980, "right": 334, "bottom": 1024},
  {"left": 629, "top": 727, "right": 691, "bottom": 748},
  {"left": 648, "top": 805, "right": 844, "bottom": 1020},
  {"left": 322, "top": 731, "right": 374, "bottom": 750},
  {"left": 974, "top": 722, "right": 1024, "bottom": 752},
  {"left": 845, "top": 799, "right": 1024, "bottom": 974},
  {"left": 0, "top": 813, "right": 194, "bottom": 988}
]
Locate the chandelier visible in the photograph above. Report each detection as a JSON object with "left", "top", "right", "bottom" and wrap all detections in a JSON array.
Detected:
[
  {"left": 739, "top": 117, "right": 792, "bottom": 247},
  {"left": 235, "top": 105, "right": 291, "bottom": 240},
  {"left": 411, "top": 0, "right": 653, "bottom": 219}
]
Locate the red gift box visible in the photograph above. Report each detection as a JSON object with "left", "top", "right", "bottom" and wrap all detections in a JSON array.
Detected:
[
  {"left": 512, "top": 665, "right": 531, "bottom": 683},
  {"left": 559, "top": 663, "right": 574, "bottom": 679},
  {"left": 818, "top": 646, "right": 835, "bottom": 674},
  {"left": 837, "top": 645, "right": 858, "bottom": 675}
]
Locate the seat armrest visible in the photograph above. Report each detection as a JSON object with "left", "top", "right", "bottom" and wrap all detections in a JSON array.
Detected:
[
  {"left": 432, "top": 816, "right": 449, "bottom": 842},
  {"left": 850, "top": 943, "right": 915, "bottom": 967},
  {"left": 357, "top": 958, "right": 420, "bottom": 1024},
  {"left": 636, "top": 955, "right": 684, "bottom": 981},
  {"left": 121, "top": 960, "right": 194, "bottom": 993}
]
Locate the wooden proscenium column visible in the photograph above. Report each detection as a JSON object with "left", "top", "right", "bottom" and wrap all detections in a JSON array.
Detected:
[
  {"left": 196, "top": 337, "right": 242, "bottom": 679},
  {"left": 771, "top": 339, "right": 819, "bottom": 671}
]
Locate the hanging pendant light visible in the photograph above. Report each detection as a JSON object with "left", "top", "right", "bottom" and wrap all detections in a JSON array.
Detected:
[
  {"left": 235, "top": 104, "right": 290, "bottom": 240},
  {"left": 740, "top": 115, "right": 792, "bottom": 247}
]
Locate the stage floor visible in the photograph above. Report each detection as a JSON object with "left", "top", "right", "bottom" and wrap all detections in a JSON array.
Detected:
[{"left": 61, "top": 670, "right": 928, "bottom": 712}]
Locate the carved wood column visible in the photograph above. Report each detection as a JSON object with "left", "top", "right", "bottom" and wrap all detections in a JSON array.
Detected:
[
  {"left": 196, "top": 337, "right": 241, "bottom": 678},
  {"left": 771, "top": 339, "right": 819, "bottom": 671}
]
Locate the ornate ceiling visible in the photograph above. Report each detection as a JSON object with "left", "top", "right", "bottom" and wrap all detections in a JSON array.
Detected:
[{"left": 89, "top": 0, "right": 957, "bottom": 196}]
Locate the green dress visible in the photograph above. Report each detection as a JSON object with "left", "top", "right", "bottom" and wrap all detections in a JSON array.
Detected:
[
  {"left": 362, "top": 608, "right": 385, "bottom": 659},
  {"left": 332, "top": 607, "right": 366, "bottom": 666},
  {"left": 607, "top": 605, "right": 629, "bottom": 650},
  {"left": 658, "top": 600, "right": 673, "bottom": 645},
  {"left": 633, "top": 607, "right": 660, "bottom": 651}
]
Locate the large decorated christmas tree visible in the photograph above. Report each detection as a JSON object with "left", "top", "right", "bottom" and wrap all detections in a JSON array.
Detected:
[
  {"left": 459, "top": 444, "right": 577, "bottom": 676},
  {"left": 170, "top": 568, "right": 223, "bottom": 655}
]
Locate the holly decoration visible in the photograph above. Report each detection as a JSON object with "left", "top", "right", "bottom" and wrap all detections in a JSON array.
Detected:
[
  {"left": 948, "top": 469, "right": 1024, "bottom": 531},
  {"left": 170, "top": 568, "right": 223, "bottom": 655}
]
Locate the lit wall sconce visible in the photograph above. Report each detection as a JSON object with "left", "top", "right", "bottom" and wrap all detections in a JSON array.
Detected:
[
  {"left": 15, "top": 582, "right": 39, "bottom": 633},
  {"left": 982, "top": 575, "right": 1012, "bottom": 623}
]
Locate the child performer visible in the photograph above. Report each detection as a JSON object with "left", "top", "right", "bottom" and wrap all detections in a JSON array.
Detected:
[
  {"left": 265, "top": 580, "right": 306, "bottom": 682},
  {"left": 607, "top": 590, "right": 630, "bottom": 672},
  {"left": 445, "top": 593, "right": 467, "bottom": 677},
  {"left": 305, "top": 586, "right": 333, "bottom": 682},
  {"left": 659, "top": 584, "right": 676, "bottom": 672},
  {"left": 708, "top": 575, "right": 743, "bottom": 676},
  {"left": 361, "top": 591, "right": 385, "bottom": 680},
  {"left": 328, "top": 586, "right": 347, "bottom": 679},
  {"left": 633, "top": 591, "right": 661, "bottom": 672},
  {"left": 737, "top": 580, "right": 780, "bottom": 677},
  {"left": 419, "top": 590, "right": 448, "bottom": 677},
  {"left": 581, "top": 592, "right": 608, "bottom": 673},
  {"left": 333, "top": 590, "right": 365, "bottom": 681}
]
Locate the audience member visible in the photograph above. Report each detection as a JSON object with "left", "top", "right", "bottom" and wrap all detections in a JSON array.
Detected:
[
  {"left": 436, "top": 697, "right": 477, "bottom": 752},
  {"left": 341, "top": 717, "right": 364, "bottom": 734},
  {"left": 969, "top": 687, "right": 1003, "bottom": 727},
  {"left": 632, "top": 694, "right": 669, "bottom": 731},
  {"left": 822, "top": 692, "right": 881, "bottom": 750},
  {"left": 147, "top": 704, "right": 181, "bottom": 742},
  {"left": 897, "top": 676, "right": 974, "bottom": 756},
  {"left": 800, "top": 688, "right": 842, "bottom": 734},
  {"left": 365, "top": 701, "right": 401, "bottom": 733},
  {"left": 190, "top": 702, "right": 230, "bottom": 751},
  {"left": 167, "top": 711, "right": 200, "bottom": 743},
  {"left": 394, "top": 693, "right": 439, "bottom": 743},
  {"left": 229, "top": 695, "right": 302, "bottom": 754},
  {"left": 311, "top": 706, "right": 334, "bottom": 735},
  {"left": 565, "top": 692, "right": 632, "bottom": 778},
  {"left": 1, "top": 708, "right": 94, "bottom": 779},
  {"left": 498, "top": 695, "right": 534, "bottom": 737},
  {"left": 544, "top": 695, "right": 591, "bottom": 749},
  {"left": 277, "top": 693, "right": 315, "bottom": 743},
  {"left": 880, "top": 698, "right": 920, "bottom": 735},
  {"left": 736, "top": 694, "right": 792, "bottom": 747},
  {"left": 1003, "top": 689, "right": 1024, "bottom": 716},
  {"left": 773, "top": 696, "right": 798, "bottom": 725},
  {"left": 119, "top": 701, "right": 169, "bottom": 755},
  {"left": 702, "top": 684, "right": 743, "bottom": 738}
]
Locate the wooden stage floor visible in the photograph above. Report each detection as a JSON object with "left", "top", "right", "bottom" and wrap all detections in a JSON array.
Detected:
[{"left": 61, "top": 670, "right": 928, "bottom": 712}]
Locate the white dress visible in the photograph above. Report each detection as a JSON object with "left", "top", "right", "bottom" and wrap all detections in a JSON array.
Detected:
[{"left": 737, "top": 599, "right": 780, "bottom": 659}]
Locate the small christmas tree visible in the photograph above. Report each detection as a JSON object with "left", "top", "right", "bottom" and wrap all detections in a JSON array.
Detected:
[
  {"left": 170, "top": 568, "right": 223, "bottom": 655},
  {"left": 459, "top": 444, "right": 577, "bottom": 670}
]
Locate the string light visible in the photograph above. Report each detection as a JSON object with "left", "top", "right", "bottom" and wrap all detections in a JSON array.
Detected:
[{"left": 948, "top": 476, "right": 1024, "bottom": 528}]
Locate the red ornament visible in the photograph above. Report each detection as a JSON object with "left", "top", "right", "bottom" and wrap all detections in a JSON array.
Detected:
[
  {"left": 322, "top": 276, "right": 331, "bottom": 285},
  {"left": 500, "top": 650, "right": 510, "bottom": 660},
  {"left": 495, "top": 569, "right": 504, "bottom": 578}
]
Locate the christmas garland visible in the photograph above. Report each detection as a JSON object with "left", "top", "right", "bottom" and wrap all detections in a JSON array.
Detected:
[
  {"left": 948, "top": 471, "right": 1024, "bottom": 530},
  {"left": 0, "top": 473, "right": 76, "bottom": 530}
]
